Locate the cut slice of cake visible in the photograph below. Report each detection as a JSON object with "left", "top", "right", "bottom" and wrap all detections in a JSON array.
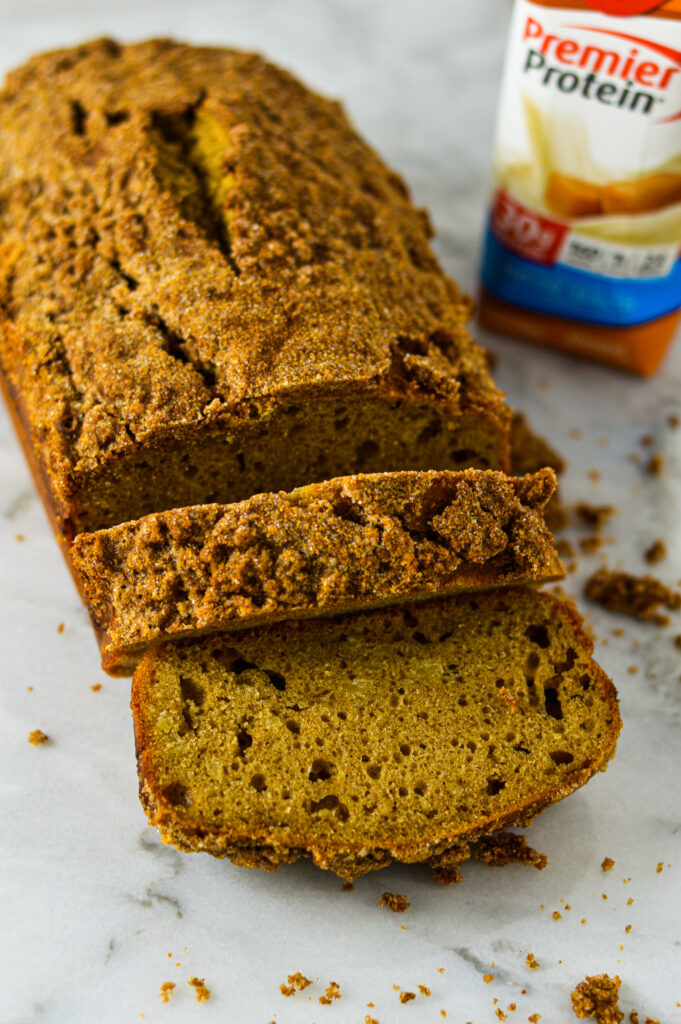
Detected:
[
  {"left": 131, "top": 587, "right": 620, "bottom": 881},
  {"left": 0, "top": 39, "right": 510, "bottom": 547},
  {"left": 72, "top": 468, "right": 564, "bottom": 674}
]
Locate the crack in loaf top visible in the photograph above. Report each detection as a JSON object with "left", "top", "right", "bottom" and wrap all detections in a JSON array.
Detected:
[{"left": 0, "top": 38, "right": 503, "bottom": 470}]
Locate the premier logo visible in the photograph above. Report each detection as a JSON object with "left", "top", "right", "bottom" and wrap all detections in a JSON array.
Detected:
[{"left": 522, "top": 17, "right": 681, "bottom": 119}]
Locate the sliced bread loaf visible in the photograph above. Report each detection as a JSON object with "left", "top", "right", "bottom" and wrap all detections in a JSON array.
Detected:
[
  {"left": 132, "top": 587, "right": 620, "bottom": 881},
  {"left": 73, "top": 468, "right": 563, "bottom": 674}
]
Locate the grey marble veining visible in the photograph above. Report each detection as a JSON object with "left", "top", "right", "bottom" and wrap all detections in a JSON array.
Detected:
[{"left": 0, "top": 2, "right": 680, "bottom": 1022}]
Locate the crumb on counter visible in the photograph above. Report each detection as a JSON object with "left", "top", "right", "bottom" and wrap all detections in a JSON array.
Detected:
[
  {"left": 187, "top": 976, "right": 210, "bottom": 1002},
  {"left": 646, "top": 453, "right": 664, "bottom": 476},
  {"left": 575, "top": 504, "right": 615, "bottom": 531},
  {"left": 571, "top": 974, "right": 623, "bottom": 1023},
  {"left": 379, "top": 891, "right": 410, "bottom": 913},
  {"left": 526, "top": 953, "right": 540, "bottom": 971},
  {"left": 91, "top": 683, "right": 103, "bottom": 692},
  {"left": 341, "top": 881, "right": 354, "bottom": 892},
  {"left": 159, "top": 982, "right": 175, "bottom": 1003},
  {"left": 399, "top": 992, "right": 416, "bottom": 1004},
  {"left": 584, "top": 568, "right": 681, "bottom": 624},
  {"left": 484, "top": 974, "right": 494, "bottom": 983},
  {"left": 644, "top": 540, "right": 666, "bottom": 565},
  {"left": 656, "top": 862, "right": 664, "bottom": 874},
  {"left": 280, "top": 973, "right": 312, "bottom": 996},
  {"left": 418, "top": 985, "right": 431, "bottom": 996},
  {"left": 319, "top": 982, "right": 341, "bottom": 1005},
  {"left": 57, "top": 622, "right": 65, "bottom": 634},
  {"left": 28, "top": 729, "right": 48, "bottom": 745},
  {"left": 601, "top": 858, "right": 615, "bottom": 872}
]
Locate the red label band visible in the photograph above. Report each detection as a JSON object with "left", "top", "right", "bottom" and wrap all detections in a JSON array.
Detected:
[
  {"left": 490, "top": 189, "right": 567, "bottom": 266},
  {"left": 582, "top": 1, "right": 666, "bottom": 15}
]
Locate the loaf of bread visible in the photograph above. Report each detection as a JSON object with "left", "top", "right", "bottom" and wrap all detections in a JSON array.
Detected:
[
  {"left": 73, "top": 468, "right": 563, "bottom": 674},
  {"left": 132, "top": 588, "right": 620, "bottom": 881},
  {"left": 0, "top": 38, "right": 510, "bottom": 547}
]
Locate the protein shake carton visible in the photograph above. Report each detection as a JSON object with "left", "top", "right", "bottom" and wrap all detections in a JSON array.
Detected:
[{"left": 479, "top": 0, "right": 681, "bottom": 375}]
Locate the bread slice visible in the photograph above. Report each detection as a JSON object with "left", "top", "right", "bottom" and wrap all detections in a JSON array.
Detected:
[
  {"left": 132, "top": 588, "right": 620, "bottom": 881},
  {"left": 72, "top": 468, "right": 563, "bottom": 675},
  {"left": 0, "top": 39, "right": 509, "bottom": 545}
]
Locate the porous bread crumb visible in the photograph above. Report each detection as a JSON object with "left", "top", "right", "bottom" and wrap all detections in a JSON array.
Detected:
[
  {"left": 575, "top": 504, "right": 615, "bottom": 531},
  {"left": 280, "top": 973, "right": 312, "bottom": 996},
  {"left": 57, "top": 622, "right": 65, "bottom": 634},
  {"left": 553, "top": 911, "right": 562, "bottom": 920},
  {"left": 644, "top": 540, "right": 666, "bottom": 565},
  {"left": 91, "top": 683, "right": 102, "bottom": 692},
  {"left": 472, "top": 832, "right": 547, "bottom": 870},
  {"left": 187, "top": 976, "right": 210, "bottom": 1002},
  {"left": 656, "top": 862, "right": 664, "bottom": 873},
  {"left": 601, "top": 857, "right": 615, "bottom": 872},
  {"left": 28, "top": 729, "right": 48, "bottom": 745},
  {"left": 159, "top": 982, "right": 175, "bottom": 1003},
  {"left": 646, "top": 453, "right": 664, "bottom": 476},
  {"left": 341, "top": 881, "right": 354, "bottom": 892},
  {"left": 484, "top": 974, "right": 494, "bottom": 983},
  {"left": 418, "top": 985, "right": 431, "bottom": 996},
  {"left": 399, "top": 992, "right": 416, "bottom": 1004},
  {"left": 571, "top": 974, "right": 623, "bottom": 1023},
  {"left": 526, "top": 953, "right": 540, "bottom": 971},
  {"left": 379, "top": 891, "right": 410, "bottom": 913},
  {"left": 585, "top": 568, "right": 681, "bottom": 624},
  {"left": 319, "top": 982, "right": 341, "bottom": 1005}
]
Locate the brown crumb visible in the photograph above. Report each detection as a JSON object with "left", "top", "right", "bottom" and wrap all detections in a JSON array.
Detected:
[
  {"left": 627, "top": 665, "right": 638, "bottom": 675},
  {"left": 508, "top": 1003, "right": 517, "bottom": 1011},
  {"left": 418, "top": 985, "right": 431, "bottom": 996},
  {"left": 484, "top": 974, "right": 494, "bottom": 983},
  {"left": 588, "top": 469, "right": 601, "bottom": 483},
  {"left": 319, "top": 982, "right": 341, "bottom": 1005},
  {"left": 646, "top": 453, "right": 664, "bottom": 476},
  {"left": 526, "top": 953, "right": 540, "bottom": 971},
  {"left": 441, "top": 1013, "right": 447, "bottom": 1019},
  {"left": 627, "top": 898, "right": 634, "bottom": 906},
  {"left": 674, "top": 635, "right": 681, "bottom": 650},
  {"left": 656, "top": 862, "right": 664, "bottom": 873},
  {"left": 379, "top": 891, "right": 410, "bottom": 913},
  {"left": 91, "top": 683, "right": 103, "bottom": 692},
  {"left": 280, "top": 973, "right": 312, "bottom": 996},
  {"left": 27, "top": 686, "right": 33, "bottom": 692},
  {"left": 584, "top": 568, "right": 681, "bottom": 624},
  {"left": 571, "top": 974, "right": 623, "bottom": 1023},
  {"left": 365, "top": 1017, "right": 379, "bottom": 1024},
  {"left": 575, "top": 503, "right": 615, "bottom": 531},
  {"left": 341, "top": 880, "right": 354, "bottom": 892},
  {"left": 496, "top": 1010, "right": 508, "bottom": 1021},
  {"left": 159, "top": 982, "right": 175, "bottom": 1003},
  {"left": 529, "top": 1016, "right": 541, "bottom": 1023},
  {"left": 15, "top": 533, "right": 24, "bottom": 542},
  {"left": 399, "top": 992, "right": 416, "bottom": 1004},
  {"left": 57, "top": 622, "right": 65, "bottom": 634},
  {"left": 187, "top": 977, "right": 210, "bottom": 1003},
  {"left": 28, "top": 729, "right": 48, "bottom": 745},
  {"left": 437, "top": 968, "right": 445, "bottom": 974},
  {"left": 625, "top": 925, "right": 631, "bottom": 934},
  {"left": 552, "top": 911, "right": 562, "bottom": 920},
  {"left": 640, "top": 433, "right": 654, "bottom": 447},
  {"left": 644, "top": 540, "right": 666, "bottom": 565},
  {"left": 668, "top": 413, "right": 680, "bottom": 429},
  {"left": 473, "top": 832, "right": 547, "bottom": 870},
  {"left": 579, "top": 536, "right": 605, "bottom": 555},
  {"left": 602, "top": 893, "right": 608, "bottom": 900},
  {"left": 556, "top": 539, "right": 576, "bottom": 559},
  {"left": 601, "top": 857, "right": 615, "bottom": 872},
  {"left": 582, "top": 918, "right": 588, "bottom": 925}
]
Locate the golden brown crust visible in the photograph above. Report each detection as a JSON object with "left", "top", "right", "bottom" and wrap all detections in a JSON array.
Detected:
[
  {"left": 0, "top": 38, "right": 509, "bottom": 538},
  {"left": 132, "top": 588, "right": 621, "bottom": 881},
  {"left": 73, "top": 468, "right": 563, "bottom": 674}
]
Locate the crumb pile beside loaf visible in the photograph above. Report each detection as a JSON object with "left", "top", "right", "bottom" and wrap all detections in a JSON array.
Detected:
[{"left": 0, "top": 38, "right": 621, "bottom": 881}]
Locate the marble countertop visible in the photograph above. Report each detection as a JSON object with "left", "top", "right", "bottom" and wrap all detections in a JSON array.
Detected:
[{"left": 1, "top": 2, "right": 680, "bottom": 1022}]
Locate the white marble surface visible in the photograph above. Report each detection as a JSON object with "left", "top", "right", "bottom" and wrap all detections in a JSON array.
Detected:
[{"left": 1, "top": 2, "right": 680, "bottom": 1022}]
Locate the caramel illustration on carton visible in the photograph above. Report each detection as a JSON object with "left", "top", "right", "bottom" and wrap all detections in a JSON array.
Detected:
[{"left": 480, "top": 0, "right": 681, "bottom": 375}]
